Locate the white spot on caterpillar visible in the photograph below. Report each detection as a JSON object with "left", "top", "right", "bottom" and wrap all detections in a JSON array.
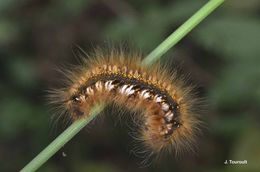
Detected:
[
  {"left": 140, "top": 90, "right": 148, "bottom": 98},
  {"left": 125, "top": 85, "right": 135, "bottom": 95},
  {"left": 120, "top": 85, "right": 128, "bottom": 94},
  {"left": 165, "top": 124, "right": 173, "bottom": 134},
  {"left": 143, "top": 92, "right": 150, "bottom": 99},
  {"left": 167, "top": 124, "right": 172, "bottom": 129},
  {"left": 173, "top": 121, "right": 180, "bottom": 128},
  {"left": 108, "top": 84, "right": 115, "bottom": 91},
  {"left": 162, "top": 103, "right": 169, "bottom": 111},
  {"left": 105, "top": 80, "right": 114, "bottom": 91},
  {"left": 95, "top": 81, "right": 103, "bottom": 91},
  {"left": 75, "top": 97, "right": 80, "bottom": 101},
  {"left": 154, "top": 95, "right": 163, "bottom": 103},
  {"left": 86, "top": 87, "right": 94, "bottom": 95},
  {"left": 105, "top": 81, "right": 109, "bottom": 89},
  {"left": 165, "top": 111, "right": 174, "bottom": 122}
]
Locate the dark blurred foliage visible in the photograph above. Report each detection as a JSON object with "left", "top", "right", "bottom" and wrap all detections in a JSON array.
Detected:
[{"left": 0, "top": 0, "right": 260, "bottom": 171}]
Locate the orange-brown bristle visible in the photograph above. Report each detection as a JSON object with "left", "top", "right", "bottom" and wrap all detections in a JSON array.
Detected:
[{"left": 50, "top": 49, "right": 201, "bottom": 157}]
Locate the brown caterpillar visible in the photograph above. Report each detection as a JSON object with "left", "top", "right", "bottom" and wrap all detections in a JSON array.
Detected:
[{"left": 50, "top": 49, "right": 201, "bottom": 158}]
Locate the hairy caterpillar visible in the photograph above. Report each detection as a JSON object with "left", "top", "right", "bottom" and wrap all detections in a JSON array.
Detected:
[{"left": 50, "top": 48, "right": 201, "bottom": 159}]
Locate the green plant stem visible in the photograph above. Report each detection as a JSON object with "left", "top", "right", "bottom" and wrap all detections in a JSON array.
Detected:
[
  {"left": 142, "top": 0, "right": 224, "bottom": 66},
  {"left": 21, "top": 104, "right": 105, "bottom": 172},
  {"left": 21, "top": 0, "right": 224, "bottom": 171}
]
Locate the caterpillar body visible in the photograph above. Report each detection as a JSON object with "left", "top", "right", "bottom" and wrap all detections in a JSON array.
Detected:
[{"left": 51, "top": 49, "right": 201, "bottom": 157}]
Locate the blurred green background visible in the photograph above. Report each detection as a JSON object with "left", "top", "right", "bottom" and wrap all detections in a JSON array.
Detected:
[{"left": 0, "top": 0, "right": 260, "bottom": 171}]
